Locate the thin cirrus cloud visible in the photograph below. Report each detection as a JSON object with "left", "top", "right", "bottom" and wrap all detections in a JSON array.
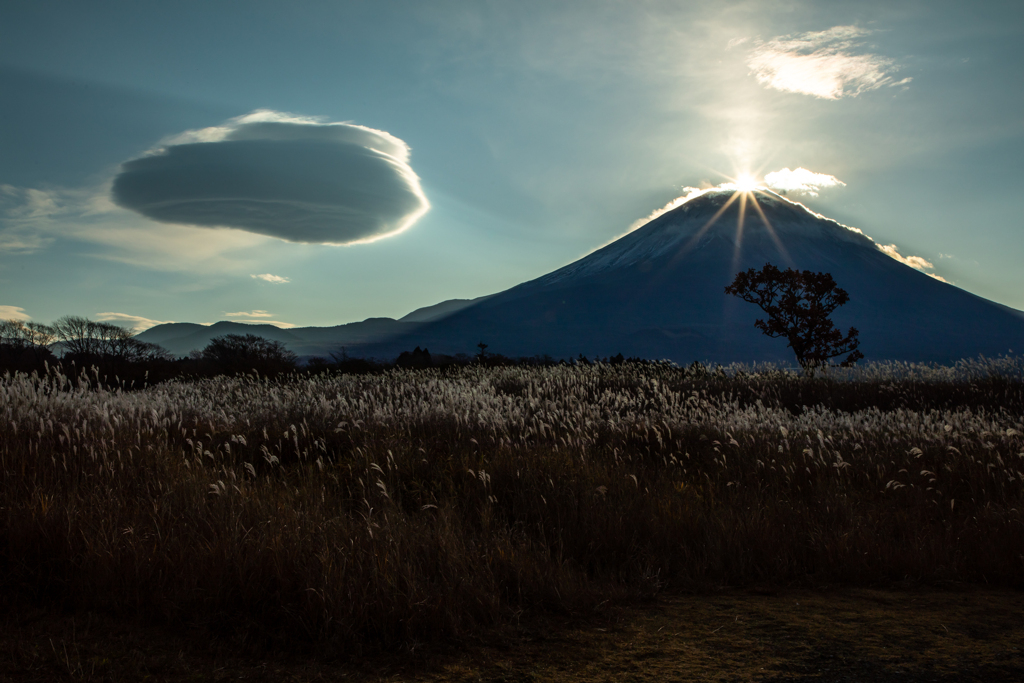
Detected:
[
  {"left": 0, "top": 184, "right": 58, "bottom": 253},
  {"left": 746, "top": 26, "right": 910, "bottom": 100},
  {"left": 763, "top": 167, "right": 846, "bottom": 197},
  {"left": 251, "top": 273, "right": 290, "bottom": 284},
  {"left": 225, "top": 310, "right": 273, "bottom": 318},
  {"left": 111, "top": 110, "right": 430, "bottom": 245},
  {"left": 0, "top": 182, "right": 264, "bottom": 269},
  {"left": 96, "top": 312, "right": 174, "bottom": 332},
  {"left": 224, "top": 310, "right": 295, "bottom": 328}
]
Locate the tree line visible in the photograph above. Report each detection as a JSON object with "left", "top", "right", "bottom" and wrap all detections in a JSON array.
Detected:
[
  {"left": 0, "top": 316, "right": 301, "bottom": 385},
  {"left": 0, "top": 316, "right": 616, "bottom": 386}
]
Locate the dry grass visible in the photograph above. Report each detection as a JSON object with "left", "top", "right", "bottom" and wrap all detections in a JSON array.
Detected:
[{"left": 1, "top": 359, "right": 1023, "bottom": 652}]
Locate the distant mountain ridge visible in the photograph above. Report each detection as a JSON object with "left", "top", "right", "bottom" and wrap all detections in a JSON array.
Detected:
[
  {"left": 136, "top": 317, "right": 408, "bottom": 358},
  {"left": 136, "top": 295, "right": 497, "bottom": 358},
  {"left": 139, "top": 189, "right": 1024, "bottom": 363}
]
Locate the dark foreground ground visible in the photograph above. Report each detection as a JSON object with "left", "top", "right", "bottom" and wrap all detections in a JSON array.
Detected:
[{"left": 3, "top": 586, "right": 1021, "bottom": 682}]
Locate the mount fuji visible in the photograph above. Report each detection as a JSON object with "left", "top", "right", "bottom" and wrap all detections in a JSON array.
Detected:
[
  {"left": 139, "top": 188, "right": 1024, "bottom": 364},
  {"left": 342, "top": 188, "right": 1024, "bottom": 364}
]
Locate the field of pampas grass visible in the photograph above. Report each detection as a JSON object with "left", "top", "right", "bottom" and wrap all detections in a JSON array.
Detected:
[{"left": 2, "top": 358, "right": 1023, "bottom": 651}]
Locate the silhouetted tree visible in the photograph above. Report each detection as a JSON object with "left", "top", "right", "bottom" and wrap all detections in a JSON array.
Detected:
[
  {"left": 0, "top": 319, "right": 56, "bottom": 373},
  {"left": 51, "top": 316, "right": 168, "bottom": 363},
  {"left": 197, "top": 334, "right": 297, "bottom": 375},
  {"left": 52, "top": 315, "right": 99, "bottom": 356},
  {"left": 396, "top": 346, "right": 432, "bottom": 369},
  {"left": 0, "top": 319, "right": 55, "bottom": 350},
  {"left": 726, "top": 263, "right": 864, "bottom": 374}
]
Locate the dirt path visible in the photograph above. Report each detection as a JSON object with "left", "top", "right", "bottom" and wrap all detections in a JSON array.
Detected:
[{"left": 3, "top": 587, "right": 1022, "bottom": 681}]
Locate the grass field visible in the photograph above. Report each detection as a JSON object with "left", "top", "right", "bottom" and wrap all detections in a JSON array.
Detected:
[{"left": 2, "top": 358, "right": 1022, "bottom": 658}]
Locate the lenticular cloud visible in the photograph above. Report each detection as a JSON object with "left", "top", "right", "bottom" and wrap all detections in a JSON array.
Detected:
[{"left": 112, "top": 111, "right": 429, "bottom": 245}]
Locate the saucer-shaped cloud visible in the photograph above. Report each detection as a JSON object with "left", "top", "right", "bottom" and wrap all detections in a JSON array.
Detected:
[
  {"left": 763, "top": 168, "right": 845, "bottom": 197},
  {"left": 748, "top": 26, "right": 909, "bottom": 100},
  {"left": 112, "top": 111, "right": 429, "bottom": 245}
]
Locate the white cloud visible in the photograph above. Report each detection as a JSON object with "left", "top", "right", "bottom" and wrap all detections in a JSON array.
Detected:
[
  {"left": 0, "top": 305, "right": 31, "bottom": 322},
  {"left": 222, "top": 309, "right": 295, "bottom": 328},
  {"left": 227, "top": 319, "right": 297, "bottom": 329},
  {"left": 95, "top": 312, "right": 174, "bottom": 332},
  {"left": 251, "top": 273, "right": 290, "bottom": 284},
  {"left": 225, "top": 310, "right": 273, "bottom": 318},
  {"left": 877, "top": 244, "right": 949, "bottom": 282},
  {"left": 763, "top": 167, "right": 846, "bottom": 197},
  {"left": 747, "top": 26, "right": 908, "bottom": 99},
  {"left": 112, "top": 109, "right": 430, "bottom": 245}
]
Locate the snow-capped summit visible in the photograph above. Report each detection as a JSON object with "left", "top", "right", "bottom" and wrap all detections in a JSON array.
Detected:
[
  {"left": 350, "top": 188, "right": 1024, "bottom": 364},
  {"left": 537, "top": 188, "right": 873, "bottom": 286}
]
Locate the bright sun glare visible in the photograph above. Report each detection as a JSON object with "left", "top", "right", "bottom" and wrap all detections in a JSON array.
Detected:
[
  {"left": 734, "top": 173, "right": 758, "bottom": 192},
  {"left": 662, "top": 166, "right": 792, "bottom": 278}
]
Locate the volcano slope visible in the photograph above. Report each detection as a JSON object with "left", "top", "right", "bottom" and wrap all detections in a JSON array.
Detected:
[{"left": 354, "top": 189, "right": 1024, "bottom": 364}]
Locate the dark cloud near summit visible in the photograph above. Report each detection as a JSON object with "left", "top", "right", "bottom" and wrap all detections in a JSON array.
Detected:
[{"left": 111, "top": 112, "right": 429, "bottom": 244}]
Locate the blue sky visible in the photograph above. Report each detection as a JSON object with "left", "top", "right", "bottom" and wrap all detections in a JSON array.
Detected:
[{"left": 1, "top": 0, "right": 1022, "bottom": 330}]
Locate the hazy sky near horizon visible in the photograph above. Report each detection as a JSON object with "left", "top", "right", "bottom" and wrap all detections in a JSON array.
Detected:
[{"left": 2, "top": 0, "right": 1022, "bottom": 330}]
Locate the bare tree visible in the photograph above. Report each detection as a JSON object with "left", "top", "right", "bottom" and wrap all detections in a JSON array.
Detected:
[
  {"left": 52, "top": 315, "right": 99, "bottom": 356},
  {"left": 51, "top": 316, "right": 168, "bottom": 361},
  {"left": 0, "top": 320, "right": 55, "bottom": 350}
]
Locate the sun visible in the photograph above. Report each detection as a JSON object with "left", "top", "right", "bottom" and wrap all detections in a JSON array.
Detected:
[
  {"left": 734, "top": 173, "right": 759, "bottom": 192},
  {"left": 669, "top": 166, "right": 791, "bottom": 277}
]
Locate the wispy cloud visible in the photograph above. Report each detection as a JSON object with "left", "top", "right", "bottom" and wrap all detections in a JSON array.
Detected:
[
  {"left": 112, "top": 110, "right": 430, "bottom": 245},
  {"left": 0, "top": 230, "right": 52, "bottom": 253},
  {"left": 95, "top": 312, "right": 174, "bottom": 332},
  {"left": 877, "top": 244, "right": 949, "bottom": 282},
  {"left": 223, "top": 309, "right": 295, "bottom": 328},
  {"left": 747, "top": 26, "right": 909, "bottom": 100},
  {"left": 0, "top": 184, "right": 59, "bottom": 253},
  {"left": 0, "top": 182, "right": 269, "bottom": 268},
  {"left": 227, "top": 319, "right": 297, "bottom": 329},
  {"left": 763, "top": 167, "right": 846, "bottom": 197},
  {"left": 251, "top": 273, "right": 290, "bottom": 284},
  {"left": 0, "top": 305, "right": 31, "bottom": 322},
  {"left": 225, "top": 310, "right": 273, "bottom": 318}
]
